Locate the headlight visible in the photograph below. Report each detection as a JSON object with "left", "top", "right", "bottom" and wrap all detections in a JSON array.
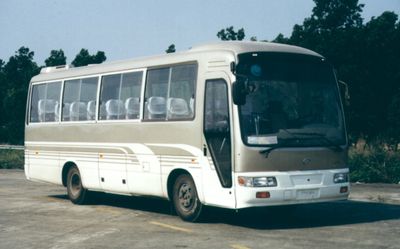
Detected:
[
  {"left": 238, "top": 176, "right": 277, "bottom": 187},
  {"left": 333, "top": 173, "right": 349, "bottom": 183}
]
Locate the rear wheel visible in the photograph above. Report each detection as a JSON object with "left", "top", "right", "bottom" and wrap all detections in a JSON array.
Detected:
[
  {"left": 66, "top": 166, "right": 88, "bottom": 204},
  {"left": 173, "top": 174, "right": 203, "bottom": 222}
]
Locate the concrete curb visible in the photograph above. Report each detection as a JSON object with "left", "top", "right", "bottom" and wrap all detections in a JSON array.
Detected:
[{"left": 349, "top": 183, "right": 400, "bottom": 205}]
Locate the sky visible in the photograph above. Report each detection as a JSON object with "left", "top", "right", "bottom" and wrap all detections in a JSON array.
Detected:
[{"left": 1, "top": 0, "right": 399, "bottom": 65}]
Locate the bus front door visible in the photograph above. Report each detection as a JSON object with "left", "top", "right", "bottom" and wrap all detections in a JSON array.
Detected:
[
  {"left": 202, "top": 76, "right": 235, "bottom": 208},
  {"left": 204, "top": 79, "right": 232, "bottom": 187}
]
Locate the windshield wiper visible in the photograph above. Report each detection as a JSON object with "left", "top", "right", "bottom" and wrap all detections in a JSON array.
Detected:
[
  {"left": 259, "top": 144, "right": 285, "bottom": 158},
  {"left": 258, "top": 130, "right": 343, "bottom": 158},
  {"left": 285, "top": 131, "right": 343, "bottom": 152}
]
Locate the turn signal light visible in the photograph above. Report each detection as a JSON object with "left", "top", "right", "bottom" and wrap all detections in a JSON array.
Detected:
[
  {"left": 238, "top": 176, "right": 246, "bottom": 186},
  {"left": 238, "top": 176, "right": 277, "bottom": 187},
  {"left": 256, "top": 191, "right": 270, "bottom": 198},
  {"left": 340, "top": 186, "right": 348, "bottom": 193}
]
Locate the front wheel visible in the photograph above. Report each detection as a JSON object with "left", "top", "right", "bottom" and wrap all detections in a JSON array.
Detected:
[
  {"left": 173, "top": 174, "right": 203, "bottom": 222},
  {"left": 66, "top": 166, "right": 88, "bottom": 204}
]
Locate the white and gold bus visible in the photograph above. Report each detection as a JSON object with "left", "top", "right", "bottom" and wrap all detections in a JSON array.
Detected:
[{"left": 25, "top": 42, "right": 349, "bottom": 221}]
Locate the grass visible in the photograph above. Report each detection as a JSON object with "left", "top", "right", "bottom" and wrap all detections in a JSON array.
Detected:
[{"left": 0, "top": 149, "right": 24, "bottom": 169}]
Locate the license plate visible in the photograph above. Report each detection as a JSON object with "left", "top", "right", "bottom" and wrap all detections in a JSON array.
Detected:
[{"left": 296, "top": 189, "right": 319, "bottom": 200}]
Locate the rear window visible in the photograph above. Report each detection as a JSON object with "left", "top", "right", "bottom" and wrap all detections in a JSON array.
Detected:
[{"left": 30, "top": 81, "right": 62, "bottom": 123}]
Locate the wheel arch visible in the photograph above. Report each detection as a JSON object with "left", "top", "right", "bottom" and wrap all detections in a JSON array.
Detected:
[
  {"left": 166, "top": 169, "right": 190, "bottom": 201},
  {"left": 167, "top": 168, "right": 204, "bottom": 203}
]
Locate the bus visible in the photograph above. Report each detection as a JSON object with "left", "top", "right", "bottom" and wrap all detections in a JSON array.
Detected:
[{"left": 25, "top": 41, "right": 349, "bottom": 222}]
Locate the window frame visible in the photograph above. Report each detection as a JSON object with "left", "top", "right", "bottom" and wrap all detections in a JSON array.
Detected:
[
  {"left": 97, "top": 68, "right": 146, "bottom": 123},
  {"left": 28, "top": 80, "right": 62, "bottom": 125},
  {"left": 143, "top": 62, "right": 198, "bottom": 122},
  {"left": 61, "top": 75, "right": 99, "bottom": 124}
]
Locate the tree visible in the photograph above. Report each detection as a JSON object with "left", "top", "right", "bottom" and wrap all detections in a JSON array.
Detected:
[
  {"left": 272, "top": 33, "right": 290, "bottom": 44},
  {"left": 0, "top": 59, "right": 6, "bottom": 134},
  {"left": 357, "top": 11, "right": 400, "bottom": 142},
  {"left": 217, "top": 26, "right": 245, "bottom": 41},
  {"left": 71, "top": 49, "right": 106, "bottom": 67},
  {"left": 93, "top": 51, "right": 106, "bottom": 64},
  {"left": 304, "top": 0, "right": 364, "bottom": 33},
  {"left": 4, "top": 47, "right": 38, "bottom": 87},
  {"left": 166, "top": 44, "right": 176, "bottom": 53},
  {"left": 1, "top": 47, "right": 39, "bottom": 144},
  {"left": 290, "top": 0, "right": 364, "bottom": 53},
  {"left": 45, "top": 49, "right": 67, "bottom": 67}
]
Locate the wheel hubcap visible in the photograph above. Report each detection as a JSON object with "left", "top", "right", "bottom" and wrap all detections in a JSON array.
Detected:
[
  {"left": 70, "top": 173, "right": 81, "bottom": 197},
  {"left": 178, "top": 183, "right": 193, "bottom": 211}
]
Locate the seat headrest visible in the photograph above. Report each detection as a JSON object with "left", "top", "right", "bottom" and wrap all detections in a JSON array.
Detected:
[
  {"left": 105, "top": 99, "right": 125, "bottom": 115},
  {"left": 148, "top": 96, "right": 166, "bottom": 115},
  {"left": 167, "top": 98, "right": 189, "bottom": 116}
]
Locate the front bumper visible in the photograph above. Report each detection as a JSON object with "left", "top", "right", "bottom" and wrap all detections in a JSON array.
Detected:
[{"left": 235, "top": 168, "right": 350, "bottom": 208}]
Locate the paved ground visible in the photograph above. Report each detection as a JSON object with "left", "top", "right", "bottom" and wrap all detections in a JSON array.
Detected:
[{"left": 1, "top": 169, "right": 400, "bottom": 249}]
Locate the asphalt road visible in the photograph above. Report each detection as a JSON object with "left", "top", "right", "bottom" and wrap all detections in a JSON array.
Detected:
[{"left": 1, "top": 169, "right": 400, "bottom": 249}]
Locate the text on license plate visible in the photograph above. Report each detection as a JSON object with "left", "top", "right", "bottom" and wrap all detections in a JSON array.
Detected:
[{"left": 296, "top": 189, "right": 319, "bottom": 200}]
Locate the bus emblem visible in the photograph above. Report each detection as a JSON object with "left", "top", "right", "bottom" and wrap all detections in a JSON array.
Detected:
[{"left": 302, "top": 158, "right": 311, "bottom": 165}]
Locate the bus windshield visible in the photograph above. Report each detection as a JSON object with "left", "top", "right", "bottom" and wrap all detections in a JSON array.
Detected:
[{"left": 236, "top": 52, "right": 346, "bottom": 147}]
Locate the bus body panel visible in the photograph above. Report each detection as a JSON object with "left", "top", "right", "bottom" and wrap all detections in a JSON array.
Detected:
[
  {"left": 26, "top": 148, "right": 61, "bottom": 185},
  {"left": 200, "top": 155, "right": 236, "bottom": 208},
  {"left": 235, "top": 146, "right": 348, "bottom": 172}
]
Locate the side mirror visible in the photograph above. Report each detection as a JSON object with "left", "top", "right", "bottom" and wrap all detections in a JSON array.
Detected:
[
  {"left": 232, "top": 78, "right": 247, "bottom": 105},
  {"left": 338, "top": 80, "right": 350, "bottom": 106}
]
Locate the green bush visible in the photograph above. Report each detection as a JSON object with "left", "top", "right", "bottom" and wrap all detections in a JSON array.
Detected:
[
  {"left": 0, "top": 149, "right": 24, "bottom": 169},
  {"left": 349, "top": 147, "right": 400, "bottom": 183}
]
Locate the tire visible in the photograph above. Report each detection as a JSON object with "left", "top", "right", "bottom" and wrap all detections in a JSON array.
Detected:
[
  {"left": 172, "top": 174, "right": 203, "bottom": 222},
  {"left": 66, "top": 166, "right": 88, "bottom": 204}
]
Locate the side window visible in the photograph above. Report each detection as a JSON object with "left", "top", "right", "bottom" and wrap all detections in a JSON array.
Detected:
[
  {"left": 62, "top": 77, "right": 98, "bottom": 122},
  {"left": 144, "top": 64, "right": 196, "bottom": 121},
  {"left": 30, "top": 81, "right": 61, "bottom": 123},
  {"left": 30, "top": 84, "right": 46, "bottom": 123},
  {"left": 204, "top": 81, "right": 229, "bottom": 132},
  {"left": 99, "top": 71, "right": 143, "bottom": 120},
  {"left": 144, "top": 68, "right": 169, "bottom": 120},
  {"left": 169, "top": 64, "right": 196, "bottom": 120}
]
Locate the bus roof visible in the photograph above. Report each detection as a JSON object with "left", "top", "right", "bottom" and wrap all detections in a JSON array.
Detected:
[
  {"left": 190, "top": 41, "right": 320, "bottom": 56},
  {"left": 31, "top": 41, "right": 322, "bottom": 83}
]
